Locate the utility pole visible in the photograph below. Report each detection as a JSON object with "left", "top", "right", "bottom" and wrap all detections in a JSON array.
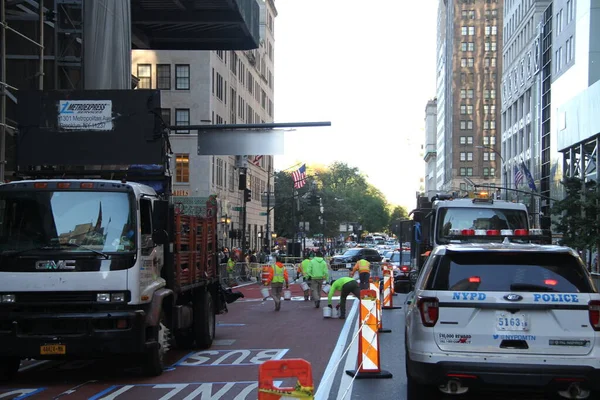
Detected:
[
  {"left": 240, "top": 167, "right": 248, "bottom": 258},
  {"left": 265, "top": 160, "right": 272, "bottom": 254}
]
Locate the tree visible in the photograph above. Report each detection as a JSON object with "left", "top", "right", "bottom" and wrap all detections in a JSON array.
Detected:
[
  {"left": 273, "top": 162, "right": 395, "bottom": 242},
  {"left": 390, "top": 205, "right": 408, "bottom": 221},
  {"left": 552, "top": 177, "right": 600, "bottom": 265}
]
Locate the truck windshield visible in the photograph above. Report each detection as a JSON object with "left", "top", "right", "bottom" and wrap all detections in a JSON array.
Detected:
[
  {"left": 0, "top": 191, "right": 135, "bottom": 254},
  {"left": 437, "top": 207, "right": 529, "bottom": 244}
]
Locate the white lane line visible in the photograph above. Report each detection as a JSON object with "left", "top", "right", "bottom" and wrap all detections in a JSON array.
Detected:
[
  {"left": 19, "top": 360, "right": 50, "bottom": 371},
  {"left": 336, "top": 319, "right": 359, "bottom": 400},
  {"left": 314, "top": 299, "right": 359, "bottom": 400}
]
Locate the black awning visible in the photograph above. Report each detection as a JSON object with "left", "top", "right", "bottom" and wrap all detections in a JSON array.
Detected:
[{"left": 131, "top": 0, "right": 260, "bottom": 51}]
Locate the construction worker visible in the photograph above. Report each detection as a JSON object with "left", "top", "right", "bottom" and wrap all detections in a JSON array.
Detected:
[
  {"left": 264, "top": 261, "right": 289, "bottom": 311},
  {"left": 350, "top": 258, "right": 371, "bottom": 290},
  {"left": 227, "top": 256, "right": 236, "bottom": 285},
  {"left": 306, "top": 251, "right": 329, "bottom": 308},
  {"left": 327, "top": 276, "right": 360, "bottom": 319},
  {"left": 297, "top": 255, "right": 311, "bottom": 301}
]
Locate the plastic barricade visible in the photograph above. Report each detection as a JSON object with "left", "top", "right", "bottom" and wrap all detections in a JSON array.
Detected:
[{"left": 258, "top": 359, "right": 314, "bottom": 399}]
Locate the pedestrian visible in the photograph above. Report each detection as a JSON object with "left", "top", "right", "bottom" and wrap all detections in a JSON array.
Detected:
[
  {"left": 327, "top": 276, "right": 360, "bottom": 319},
  {"left": 264, "top": 261, "right": 289, "bottom": 311},
  {"left": 297, "top": 255, "right": 312, "bottom": 301},
  {"left": 350, "top": 258, "right": 371, "bottom": 290},
  {"left": 307, "top": 251, "right": 329, "bottom": 308}
]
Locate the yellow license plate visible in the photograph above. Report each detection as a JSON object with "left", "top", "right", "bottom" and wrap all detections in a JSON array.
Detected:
[{"left": 40, "top": 344, "right": 66, "bottom": 355}]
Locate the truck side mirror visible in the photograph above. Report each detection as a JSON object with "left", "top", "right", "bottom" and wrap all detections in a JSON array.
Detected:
[{"left": 152, "top": 200, "right": 169, "bottom": 233}]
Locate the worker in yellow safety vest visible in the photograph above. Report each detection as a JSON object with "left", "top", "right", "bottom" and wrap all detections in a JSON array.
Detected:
[
  {"left": 350, "top": 258, "right": 370, "bottom": 290},
  {"left": 265, "top": 261, "right": 289, "bottom": 311},
  {"left": 227, "top": 257, "right": 236, "bottom": 282},
  {"left": 297, "top": 255, "right": 312, "bottom": 301}
]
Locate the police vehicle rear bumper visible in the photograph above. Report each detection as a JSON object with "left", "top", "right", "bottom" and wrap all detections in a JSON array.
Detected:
[
  {"left": 0, "top": 310, "right": 147, "bottom": 359},
  {"left": 408, "top": 357, "right": 600, "bottom": 390}
]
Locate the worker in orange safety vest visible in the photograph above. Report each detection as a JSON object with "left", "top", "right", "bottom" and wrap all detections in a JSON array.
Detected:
[
  {"left": 265, "top": 261, "right": 289, "bottom": 311},
  {"left": 350, "top": 258, "right": 371, "bottom": 290}
]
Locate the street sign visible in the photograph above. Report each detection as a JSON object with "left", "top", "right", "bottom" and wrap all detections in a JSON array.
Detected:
[
  {"left": 232, "top": 206, "right": 245, "bottom": 211},
  {"left": 261, "top": 193, "right": 276, "bottom": 207},
  {"left": 259, "top": 212, "right": 268, "bottom": 216}
]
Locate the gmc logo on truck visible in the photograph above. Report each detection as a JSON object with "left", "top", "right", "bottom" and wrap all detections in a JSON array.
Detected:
[{"left": 35, "top": 260, "right": 77, "bottom": 270}]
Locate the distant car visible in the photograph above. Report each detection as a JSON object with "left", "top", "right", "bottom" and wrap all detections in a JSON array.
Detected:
[
  {"left": 388, "top": 251, "right": 412, "bottom": 292},
  {"left": 331, "top": 247, "right": 382, "bottom": 266},
  {"left": 404, "top": 242, "right": 600, "bottom": 399}
]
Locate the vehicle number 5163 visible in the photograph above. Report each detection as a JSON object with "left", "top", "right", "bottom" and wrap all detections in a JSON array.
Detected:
[{"left": 496, "top": 313, "right": 528, "bottom": 331}]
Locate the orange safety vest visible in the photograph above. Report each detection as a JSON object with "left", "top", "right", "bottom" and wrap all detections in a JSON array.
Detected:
[{"left": 357, "top": 259, "right": 370, "bottom": 273}]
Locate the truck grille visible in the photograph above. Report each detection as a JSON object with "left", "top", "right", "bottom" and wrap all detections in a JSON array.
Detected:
[{"left": 15, "top": 292, "right": 98, "bottom": 304}]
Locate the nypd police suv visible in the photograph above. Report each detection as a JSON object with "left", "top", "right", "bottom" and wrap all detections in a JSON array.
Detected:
[{"left": 404, "top": 239, "right": 600, "bottom": 399}]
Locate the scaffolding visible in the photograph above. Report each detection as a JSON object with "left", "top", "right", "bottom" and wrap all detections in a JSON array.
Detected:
[{"left": 0, "top": 0, "right": 83, "bottom": 180}]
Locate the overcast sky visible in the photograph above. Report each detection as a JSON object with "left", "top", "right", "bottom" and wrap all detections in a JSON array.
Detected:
[{"left": 273, "top": 0, "right": 438, "bottom": 210}]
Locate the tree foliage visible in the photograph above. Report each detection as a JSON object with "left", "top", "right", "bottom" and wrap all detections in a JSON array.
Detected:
[
  {"left": 273, "top": 162, "right": 408, "bottom": 240},
  {"left": 551, "top": 177, "right": 600, "bottom": 251}
]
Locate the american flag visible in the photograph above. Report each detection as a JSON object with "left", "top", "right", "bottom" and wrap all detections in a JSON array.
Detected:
[
  {"left": 514, "top": 164, "right": 524, "bottom": 188},
  {"left": 292, "top": 164, "right": 307, "bottom": 189},
  {"left": 250, "top": 155, "right": 263, "bottom": 166}
]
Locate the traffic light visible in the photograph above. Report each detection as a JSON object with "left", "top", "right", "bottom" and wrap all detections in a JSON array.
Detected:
[
  {"left": 310, "top": 194, "right": 318, "bottom": 206},
  {"left": 244, "top": 188, "right": 252, "bottom": 202}
]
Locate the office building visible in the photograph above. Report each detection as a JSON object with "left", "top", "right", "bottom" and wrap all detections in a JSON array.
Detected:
[
  {"left": 435, "top": 0, "right": 504, "bottom": 196},
  {"left": 500, "top": 0, "right": 551, "bottom": 218},
  {"left": 132, "top": 0, "right": 277, "bottom": 251}
]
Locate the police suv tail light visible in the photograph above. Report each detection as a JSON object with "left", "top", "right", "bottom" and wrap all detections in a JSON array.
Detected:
[
  {"left": 514, "top": 229, "right": 528, "bottom": 236},
  {"left": 588, "top": 300, "right": 600, "bottom": 331},
  {"left": 417, "top": 297, "right": 439, "bottom": 327}
]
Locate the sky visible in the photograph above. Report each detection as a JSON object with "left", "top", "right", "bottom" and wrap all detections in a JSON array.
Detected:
[{"left": 273, "top": 0, "right": 438, "bottom": 210}]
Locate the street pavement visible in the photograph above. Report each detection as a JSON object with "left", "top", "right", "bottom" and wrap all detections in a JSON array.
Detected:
[{"left": 0, "top": 285, "right": 559, "bottom": 399}]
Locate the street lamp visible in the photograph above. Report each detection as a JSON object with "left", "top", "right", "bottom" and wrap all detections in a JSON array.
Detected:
[
  {"left": 476, "top": 145, "right": 507, "bottom": 200},
  {"left": 220, "top": 214, "right": 232, "bottom": 249}
]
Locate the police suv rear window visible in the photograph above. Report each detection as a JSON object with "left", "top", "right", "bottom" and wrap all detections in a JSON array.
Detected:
[{"left": 427, "top": 252, "right": 593, "bottom": 293}]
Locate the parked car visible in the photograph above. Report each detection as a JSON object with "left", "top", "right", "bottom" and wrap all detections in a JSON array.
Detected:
[{"left": 404, "top": 242, "right": 600, "bottom": 399}]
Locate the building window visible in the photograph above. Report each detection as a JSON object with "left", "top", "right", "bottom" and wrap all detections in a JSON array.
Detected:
[
  {"left": 566, "top": 0, "right": 574, "bottom": 22},
  {"left": 137, "top": 64, "right": 151, "bottom": 89},
  {"left": 490, "top": 136, "right": 496, "bottom": 145},
  {"left": 484, "top": 41, "right": 497, "bottom": 52},
  {"left": 467, "top": 167, "right": 473, "bottom": 176},
  {"left": 215, "top": 72, "right": 224, "bottom": 101},
  {"left": 175, "top": 154, "right": 189, "bottom": 183},
  {"left": 175, "top": 64, "right": 190, "bottom": 90},
  {"left": 483, "top": 167, "right": 490, "bottom": 176},
  {"left": 556, "top": 9, "right": 563, "bottom": 34},
  {"left": 460, "top": 136, "right": 467, "bottom": 144},
  {"left": 460, "top": 167, "right": 467, "bottom": 176},
  {"left": 161, "top": 108, "right": 171, "bottom": 127},
  {"left": 216, "top": 158, "right": 224, "bottom": 187},
  {"left": 175, "top": 108, "right": 190, "bottom": 134},
  {"left": 566, "top": 36, "right": 574, "bottom": 63},
  {"left": 156, "top": 64, "right": 171, "bottom": 90}
]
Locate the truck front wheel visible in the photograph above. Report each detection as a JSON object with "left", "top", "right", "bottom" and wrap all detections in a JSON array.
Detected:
[
  {"left": 194, "top": 289, "right": 215, "bottom": 349},
  {"left": 142, "top": 311, "right": 170, "bottom": 377},
  {"left": 0, "top": 357, "right": 20, "bottom": 381}
]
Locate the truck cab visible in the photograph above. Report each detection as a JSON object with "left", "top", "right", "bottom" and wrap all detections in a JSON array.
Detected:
[{"left": 409, "top": 193, "right": 534, "bottom": 271}]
